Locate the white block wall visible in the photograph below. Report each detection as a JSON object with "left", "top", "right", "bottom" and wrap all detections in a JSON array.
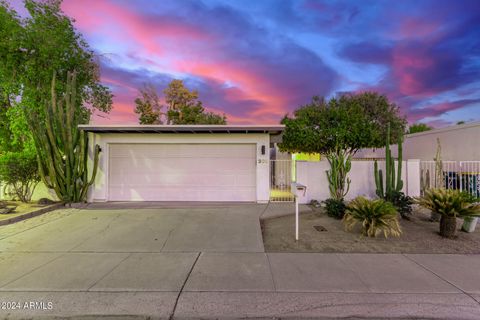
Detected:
[{"left": 295, "top": 159, "right": 420, "bottom": 204}]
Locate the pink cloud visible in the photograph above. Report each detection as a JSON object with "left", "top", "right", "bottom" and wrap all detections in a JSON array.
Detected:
[{"left": 62, "top": 0, "right": 213, "bottom": 57}]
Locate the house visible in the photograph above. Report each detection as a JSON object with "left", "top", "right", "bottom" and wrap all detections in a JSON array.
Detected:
[
  {"left": 354, "top": 121, "right": 480, "bottom": 161},
  {"left": 79, "top": 125, "right": 284, "bottom": 203}
]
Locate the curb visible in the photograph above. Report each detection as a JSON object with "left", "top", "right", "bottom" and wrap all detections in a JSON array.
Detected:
[{"left": 0, "top": 203, "right": 65, "bottom": 226}]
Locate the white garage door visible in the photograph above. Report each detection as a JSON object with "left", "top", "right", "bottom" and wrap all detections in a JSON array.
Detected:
[{"left": 108, "top": 144, "right": 257, "bottom": 201}]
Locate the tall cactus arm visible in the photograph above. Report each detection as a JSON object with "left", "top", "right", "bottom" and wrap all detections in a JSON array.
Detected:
[
  {"left": 396, "top": 135, "right": 403, "bottom": 191},
  {"left": 79, "top": 144, "right": 101, "bottom": 202},
  {"left": 391, "top": 157, "right": 395, "bottom": 195},
  {"left": 374, "top": 160, "right": 384, "bottom": 198}
]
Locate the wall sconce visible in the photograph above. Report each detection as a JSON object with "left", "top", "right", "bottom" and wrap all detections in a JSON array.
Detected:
[{"left": 261, "top": 145, "right": 266, "bottom": 155}]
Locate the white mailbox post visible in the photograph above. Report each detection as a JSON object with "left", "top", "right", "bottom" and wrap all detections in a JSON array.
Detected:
[{"left": 291, "top": 182, "right": 307, "bottom": 241}]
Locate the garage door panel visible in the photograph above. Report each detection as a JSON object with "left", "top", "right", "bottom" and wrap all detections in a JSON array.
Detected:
[
  {"left": 110, "top": 173, "right": 255, "bottom": 187},
  {"left": 109, "top": 186, "right": 256, "bottom": 201},
  {"left": 109, "top": 144, "right": 256, "bottom": 159},
  {"left": 109, "top": 157, "right": 253, "bottom": 174},
  {"left": 108, "top": 144, "right": 256, "bottom": 201}
]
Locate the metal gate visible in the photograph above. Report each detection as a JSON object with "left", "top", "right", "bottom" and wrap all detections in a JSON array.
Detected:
[
  {"left": 420, "top": 161, "right": 480, "bottom": 197},
  {"left": 270, "top": 160, "right": 294, "bottom": 202}
]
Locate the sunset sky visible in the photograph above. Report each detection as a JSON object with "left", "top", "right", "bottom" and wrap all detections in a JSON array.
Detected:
[{"left": 13, "top": 0, "right": 480, "bottom": 126}]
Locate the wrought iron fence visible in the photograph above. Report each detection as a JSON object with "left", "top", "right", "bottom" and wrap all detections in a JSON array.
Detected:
[
  {"left": 269, "top": 160, "right": 294, "bottom": 202},
  {"left": 420, "top": 161, "right": 480, "bottom": 197}
]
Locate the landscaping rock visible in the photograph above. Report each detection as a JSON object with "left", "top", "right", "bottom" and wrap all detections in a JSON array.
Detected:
[
  {"left": 38, "top": 198, "right": 56, "bottom": 205},
  {"left": 0, "top": 206, "right": 17, "bottom": 214}
]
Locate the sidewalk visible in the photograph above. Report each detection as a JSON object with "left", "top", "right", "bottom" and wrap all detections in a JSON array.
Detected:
[
  {"left": 1, "top": 252, "right": 479, "bottom": 319},
  {"left": 1, "top": 206, "right": 479, "bottom": 319}
]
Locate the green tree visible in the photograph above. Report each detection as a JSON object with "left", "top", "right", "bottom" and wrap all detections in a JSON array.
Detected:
[
  {"left": 163, "top": 80, "right": 226, "bottom": 125},
  {"left": 408, "top": 123, "right": 432, "bottom": 134},
  {"left": 280, "top": 93, "right": 406, "bottom": 200},
  {"left": 344, "top": 92, "right": 406, "bottom": 145},
  {"left": 134, "top": 83, "right": 162, "bottom": 124},
  {"left": 0, "top": 0, "right": 112, "bottom": 152}
]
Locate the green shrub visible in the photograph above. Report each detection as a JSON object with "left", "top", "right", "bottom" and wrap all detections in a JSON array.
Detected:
[
  {"left": 388, "top": 191, "right": 413, "bottom": 219},
  {"left": 343, "top": 197, "right": 402, "bottom": 238},
  {"left": 0, "top": 151, "right": 40, "bottom": 202},
  {"left": 323, "top": 198, "right": 347, "bottom": 219}
]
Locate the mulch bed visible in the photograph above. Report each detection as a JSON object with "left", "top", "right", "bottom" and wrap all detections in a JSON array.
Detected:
[{"left": 261, "top": 206, "right": 480, "bottom": 253}]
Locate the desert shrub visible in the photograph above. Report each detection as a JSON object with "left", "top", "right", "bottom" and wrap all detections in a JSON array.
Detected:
[
  {"left": 323, "top": 198, "right": 347, "bottom": 219},
  {"left": 0, "top": 151, "right": 40, "bottom": 202},
  {"left": 414, "top": 189, "right": 480, "bottom": 238},
  {"left": 343, "top": 197, "right": 402, "bottom": 238},
  {"left": 388, "top": 191, "right": 413, "bottom": 219}
]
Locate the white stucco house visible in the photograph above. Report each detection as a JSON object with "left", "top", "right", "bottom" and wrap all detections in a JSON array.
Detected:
[
  {"left": 79, "top": 125, "right": 284, "bottom": 203},
  {"left": 354, "top": 121, "right": 480, "bottom": 161}
]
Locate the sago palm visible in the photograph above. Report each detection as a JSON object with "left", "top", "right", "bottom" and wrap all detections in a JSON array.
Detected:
[
  {"left": 414, "top": 188, "right": 480, "bottom": 238},
  {"left": 414, "top": 189, "right": 480, "bottom": 218},
  {"left": 343, "top": 197, "right": 402, "bottom": 238}
]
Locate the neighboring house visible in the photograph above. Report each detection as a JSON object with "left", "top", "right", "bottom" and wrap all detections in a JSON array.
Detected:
[
  {"left": 354, "top": 121, "right": 480, "bottom": 161},
  {"left": 79, "top": 125, "right": 284, "bottom": 203}
]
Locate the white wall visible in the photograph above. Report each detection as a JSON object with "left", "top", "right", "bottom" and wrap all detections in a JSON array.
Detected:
[
  {"left": 87, "top": 133, "right": 271, "bottom": 203},
  {"left": 295, "top": 159, "right": 420, "bottom": 204},
  {"left": 355, "top": 122, "right": 480, "bottom": 161}
]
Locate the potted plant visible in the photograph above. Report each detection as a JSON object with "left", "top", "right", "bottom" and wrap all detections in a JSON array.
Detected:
[
  {"left": 460, "top": 193, "right": 479, "bottom": 233},
  {"left": 462, "top": 216, "right": 478, "bottom": 233},
  {"left": 415, "top": 189, "right": 480, "bottom": 238}
]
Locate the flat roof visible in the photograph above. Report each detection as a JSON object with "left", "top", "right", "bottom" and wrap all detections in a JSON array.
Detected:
[
  {"left": 78, "top": 124, "right": 285, "bottom": 135},
  {"left": 406, "top": 120, "right": 480, "bottom": 138}
]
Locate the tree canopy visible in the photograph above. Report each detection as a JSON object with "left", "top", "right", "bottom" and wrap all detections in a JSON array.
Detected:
[
  {"left": 0, "top": 0, "right": 112, "bottom": 152},
  {"left": 280, "top": 92, "right": 406, "bottom": 155},
  {"left": 408, "top": 123, "right": 432, "bottom": 134},
  {"left": 134, "top": 79, "right": 227, "bottom": 125},
  {"left": 134, "top": 84, "right": 162, "bottom": 124},
  {"left": 164, "top": 80, "right": 226, "bottom": 125}
]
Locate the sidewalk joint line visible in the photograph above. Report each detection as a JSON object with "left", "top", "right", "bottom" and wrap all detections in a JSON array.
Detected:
[
  {"left": 403, "top": 254, "right": 480, "bottom": 307},
  {"left": 265, "top": 253, "right": 277, "bottom": 291},
  {"left": 0, "top": 252, "right": 66, "bottom": 289},
  {"left": 169, "top": 251, "right": 201, "bottom": 320},
  {"left": 87, "top": 253, "right": 133, "bottom": 291}
]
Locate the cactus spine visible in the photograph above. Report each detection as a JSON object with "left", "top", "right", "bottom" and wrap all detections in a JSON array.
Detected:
[
  {"left": 28, "top": 71, "right": 101, "bottom": 203},
  {"left": 374, "top": 123, "right": 403, "bottom": 199}
]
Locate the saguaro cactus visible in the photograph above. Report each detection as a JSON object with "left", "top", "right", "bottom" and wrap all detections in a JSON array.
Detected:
[
  {"left": 28, "top": 72, "right": 100, "bottom": 203},
  {"left": 374, "top": 124, "right": 403, "bottom": 199}
]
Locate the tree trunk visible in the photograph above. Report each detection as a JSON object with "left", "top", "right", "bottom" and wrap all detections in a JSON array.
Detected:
[{"left": 439, "top": 215, "right": 457, "bottom": 239}]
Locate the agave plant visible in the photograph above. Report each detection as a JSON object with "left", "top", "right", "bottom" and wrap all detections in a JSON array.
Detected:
[
  {"left": 414, "top": 189, "right": 480, "bottom": 238},
  {"left": 343, "top": 197, "right": 402, "bottom": 238}
]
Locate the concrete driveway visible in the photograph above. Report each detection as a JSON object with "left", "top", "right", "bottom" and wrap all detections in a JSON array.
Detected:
[{"left": 1, "top": 204, "right": 480, "bottom": 319}]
